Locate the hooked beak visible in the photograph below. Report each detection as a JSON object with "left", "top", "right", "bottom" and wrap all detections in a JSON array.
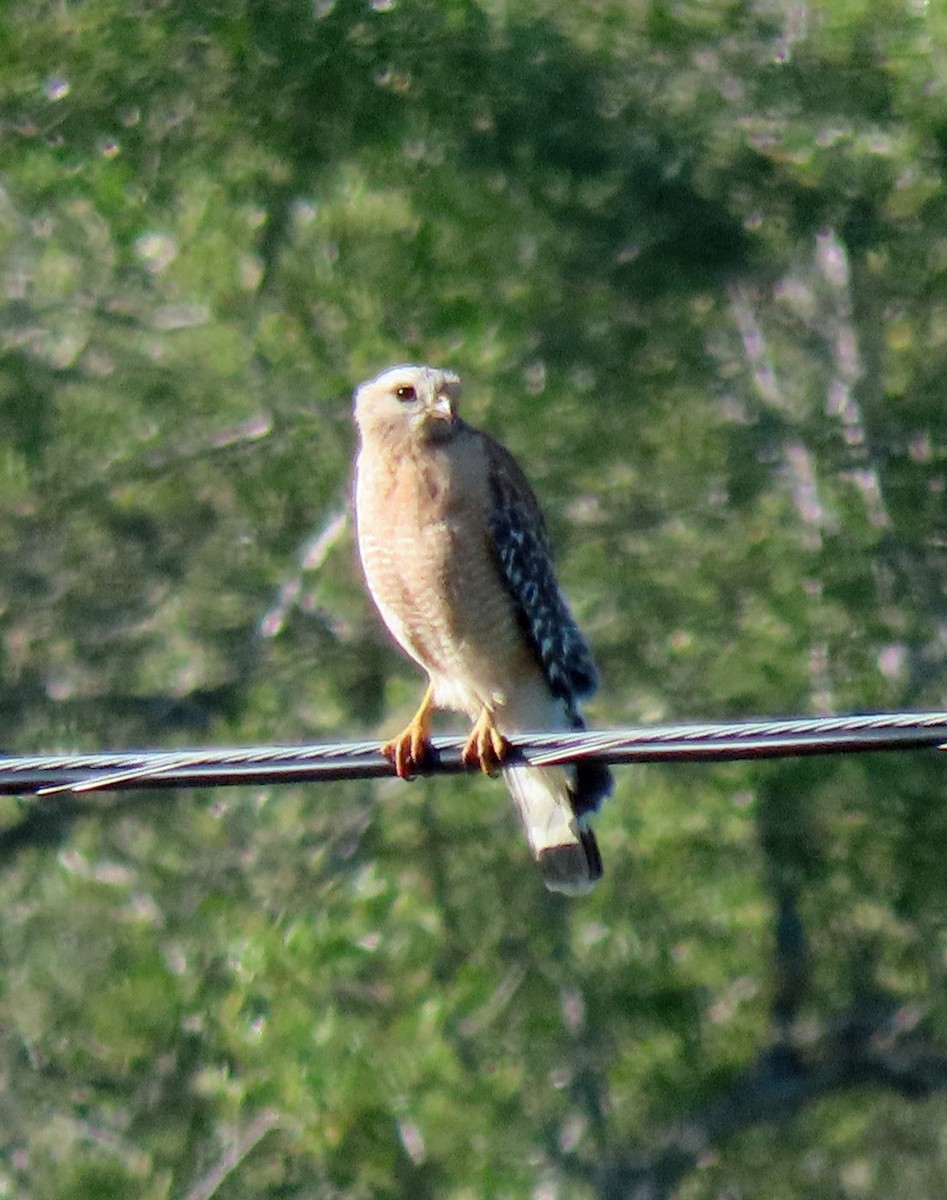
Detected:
[{"left": 425, "top": 392, "right": 456, "bottom": 423}]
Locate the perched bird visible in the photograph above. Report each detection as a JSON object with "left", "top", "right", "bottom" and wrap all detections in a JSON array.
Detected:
[{"left": 353, "top": 365, "right": 612, "bottom": 894}]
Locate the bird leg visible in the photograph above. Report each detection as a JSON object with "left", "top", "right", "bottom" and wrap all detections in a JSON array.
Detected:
[
  {"left": 462, "top": 707, "right": 511, "bottom": 777},
  {"left": 382, "top": 683, "right": 435, "bottom": 780}
]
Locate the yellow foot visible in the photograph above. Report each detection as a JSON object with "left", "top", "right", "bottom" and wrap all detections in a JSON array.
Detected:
[
  {"left": 461, "top": 708, "right": 511, "bottom": 777},
  {"left": 382, "top": 684, "right": 434, "bottom": 780}
]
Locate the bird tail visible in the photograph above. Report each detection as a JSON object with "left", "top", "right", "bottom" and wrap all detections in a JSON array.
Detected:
[{"left": 502, "top": 759, "right": 612, "bottom": 896}]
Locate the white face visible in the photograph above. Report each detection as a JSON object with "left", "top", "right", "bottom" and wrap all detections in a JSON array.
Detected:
[{"left": 354, "top": 364, "right": 462, "bottom": 435}]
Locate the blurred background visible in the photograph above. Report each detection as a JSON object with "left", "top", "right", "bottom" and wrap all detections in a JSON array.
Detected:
[{"left": 1, "top": 1, "right": 946, "bottom": 1196}]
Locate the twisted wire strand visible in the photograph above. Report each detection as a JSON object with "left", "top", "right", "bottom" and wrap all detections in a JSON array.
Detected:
[{"left": 0, "top": 711, "right": 943, "bottom": 797}]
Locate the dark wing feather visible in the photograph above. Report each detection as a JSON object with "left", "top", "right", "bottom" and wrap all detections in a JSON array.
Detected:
[{"left": 485, "top": 434, "right": 599, "bottom": 706}]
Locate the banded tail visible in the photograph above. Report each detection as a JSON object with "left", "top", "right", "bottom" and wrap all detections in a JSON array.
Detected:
[{"left": 503, "top": 756, "right": 612, "bottom": 895}]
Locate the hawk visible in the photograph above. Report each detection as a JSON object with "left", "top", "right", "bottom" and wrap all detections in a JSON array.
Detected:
[{"left": 353, "top": 365, "right": 612, "bottom": 894}]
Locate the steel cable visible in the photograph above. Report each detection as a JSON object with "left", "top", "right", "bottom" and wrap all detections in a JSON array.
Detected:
[{"left": 0, "top": 710, "right": 942, "bottom": 797}]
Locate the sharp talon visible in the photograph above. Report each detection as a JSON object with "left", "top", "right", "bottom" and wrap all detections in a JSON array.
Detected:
[
  {"left": 462, "top": 709, "right": 511, "bottom": 777},
  {"left": 382, "top": 684, "right": 434, "bottom": 780},
  {"left": 382, "top": 728, "right": 433, "bottom": 779}
]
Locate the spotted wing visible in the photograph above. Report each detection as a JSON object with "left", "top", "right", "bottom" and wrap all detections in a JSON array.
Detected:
[{"left": 484, "top": 435, "right": 598, "bottom": 708}]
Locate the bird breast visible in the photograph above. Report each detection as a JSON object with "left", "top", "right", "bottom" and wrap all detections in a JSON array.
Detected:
[{"left": 355, "top": 430, "right": 539, "bottom": 719}]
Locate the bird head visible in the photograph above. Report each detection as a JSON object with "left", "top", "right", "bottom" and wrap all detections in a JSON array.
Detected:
[{"left": 354, "top": 365, "right": 461, "bottom": 443}]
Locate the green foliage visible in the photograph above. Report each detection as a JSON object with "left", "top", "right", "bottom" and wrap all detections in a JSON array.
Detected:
[{"left": 0, "top": 0, "right": 945, "bottom": 1196}]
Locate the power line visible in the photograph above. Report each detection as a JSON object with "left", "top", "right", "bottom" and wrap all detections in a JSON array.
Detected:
[{"left": 1, "top": 711, "right": 944, "bottom": 798}]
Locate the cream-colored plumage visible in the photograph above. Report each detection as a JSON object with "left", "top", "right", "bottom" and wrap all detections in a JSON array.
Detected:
[{"left": 353, "top": 365, "right": 611, "bottom": 894}]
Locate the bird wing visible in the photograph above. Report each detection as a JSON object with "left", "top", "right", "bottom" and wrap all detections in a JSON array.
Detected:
[{"left": 483, "top": 433, "right": 599, "bottom": 708}]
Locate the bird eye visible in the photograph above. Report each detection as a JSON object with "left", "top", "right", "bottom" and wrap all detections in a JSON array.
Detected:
[{"left": 395, "top": 385, "right": 416, "bottom": 401}]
